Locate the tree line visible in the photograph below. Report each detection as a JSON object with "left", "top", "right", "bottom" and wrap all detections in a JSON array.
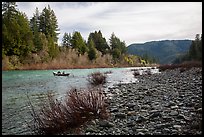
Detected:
[
  {"left": 2, "top": 2, "right": 61, "bottom": 63},
  {"left": 2, "top": 2, "right": 130, "bottom": 67},
  {"left": 173, "top": 34, "right": 202, "bottom": 64},
  {"left": 61, "top": 30, "right": 127, "bottom": 62}
]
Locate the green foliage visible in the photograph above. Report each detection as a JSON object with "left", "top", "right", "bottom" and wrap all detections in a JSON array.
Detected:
[
  {"left": 88, "top": 30, "right": 110, "bottom": 55},
  {"left": 30, "top": 8, "right": 42, "bottom": 52},
  {"left": 173, "top": 34, "right": 202, "bottom": 64},
  {"left": 141, "top": 53, "right": 158, "bottom": 64},
  {"left": 47, "top": 35, "right": 59, "bottom": 59},
  {"left": 35, "top": 5, "right": 60, "bottom": 60},
  {"left": 62, "top": 32, "right": 72, "bottom": 47},
  {"left": 109, "top": 33, "right": 127, "bottom": 61},
  {"left": 30, "top": 7, "right": 40, "bottom": 33},
  {"left": 189, "top": 34, "right": 202, "bottom": 61},
  {"left": 71, "top": 31, "right": 87, "bottom": 55},
  {"left": 140, "top": 59, "right": 147, "bottom": 66},
  {"left": 127, "top": 40, "right": 192, "bottom": 64},
  {"left": 112, "top": 48, "right": 121, "bottom": 60},
  {"left": 2, "top": 2, "right": 18, "bottom": 20},
  {"left": 8, "top": 55, "right": 22, "bottom": 70},
  {"left": 2, "top": 2, "right": 142, "bottom": 69},
  {"left": 88, "top": 39, "right": 97, "bottom": 61},
  {"left": 39, "top": 5, "right": 59, "bottom": 42},
  {"left": 124, "top": 55, "right": 139, "bottom": 66},
  {"left": 2, "top": 3, "right": 34, "bottom": 58},
  {"left": 172, "top": 53, "right": 189, "bottom": 64},
  {"left": 17, "top": 12, "right": 34, "bottom": 57}
]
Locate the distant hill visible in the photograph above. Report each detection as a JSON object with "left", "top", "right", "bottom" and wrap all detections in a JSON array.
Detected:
[{"left": 127, "top": 40, "right": 192, "bottom": 64}]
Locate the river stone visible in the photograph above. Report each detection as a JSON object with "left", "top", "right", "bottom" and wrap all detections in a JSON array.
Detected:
[
  {"left": 79, "top": 68, "right": 202, "bottom": 135},
  {"left": 169, "top": 110, "right": 178, "bottom": 116},
  {"left": 127, "top": 111, "right": 137, "bottom": 116},
  {"left": 85, "top": 127, "right": 96, "bottom": 133},
  {"left": 197, "top": 108, "right": 202, "bottom": 113},
  {"left": 149, "top": 111, "right": 162, "bottom": 118},
  {"left": 137, "top": 132, "right": 145, "bottom": 135},
  {"left": 127, "top": 103, "right": 136, "bottom": 108},
  {"left": 127, "top": 121, "right": 135, "bottom": 127},
  {"left": 155, "top": 123, "right": 171, "bottom": 129},
  {"left": 171, "top": 105, "right": 179, "bottom": 109},
  {"left": 110, "top": 107, "right": 119, "bottom": 112},
  {"left": 136, "top": 115, "right": 146, "bottom": 123},
  {"left": 177, "top": 114, "right": 190, "bottom": 121},
  {"left": 99, "top": 120, "right": 114, "bottom": 128},
  {"left": 115, "top": 113, "right": 127, "bottom": 119},
  {"left": 173, "top": 125, "right": 182, "bottom": 130},
  {"left": 149, "top": 109, "right": 161, "bottom": 114}
]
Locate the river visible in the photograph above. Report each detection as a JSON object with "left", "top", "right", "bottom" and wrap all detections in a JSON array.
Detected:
[{"left": 2, "top": 67, "right": 159, "bottom": 135}]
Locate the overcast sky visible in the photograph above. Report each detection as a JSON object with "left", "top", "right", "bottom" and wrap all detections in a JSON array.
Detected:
[{"left": 16, "top": 2, "right": 202, "bottom": 46}]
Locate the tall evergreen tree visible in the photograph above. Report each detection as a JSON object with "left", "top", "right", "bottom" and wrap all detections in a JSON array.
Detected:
[
  {"left": 30, "top": 7, "right": 42, "bottom": 52},
  {"left": 30, "top": 7, "right": 40, "bottom": 32},
  {"left": 188, "top": 34, "right": 202, "bottom": 61},
  {"left": 175, "top": 33, "right": 202, "bottom": 63},
  {"left": 38, "top": 5, "right": 60, "bottom": 58},
  {"left": 17, "top": 12, "right": 34, "bottom": 57},
  {"left": 71, "top": 31, "right": 87, "bottom": 55},
  {"left": 62, "top": 32, "right": 72, "bottom": 47},
  {"left": 47, "top": 34, "right": 59, "bottom": 59},
  {"left": 109, "top": 32, "right": 127, "bottom": 60},
  {"left": 39, "top": 5, "right": 59, "bottom": 43},
  {"left": 88, "top": 30, "right": 109, "bottom": 55},
  {"left": 2, "top": 2, "right": 18, "bottom": 19},
  {"left": 87, "top": 38, "right": 97, "bottom": 61},
  {"left": 198, "top": 34, "right": 202, "bottom": 60},
  {"left": 2, "top": 2, "right": 18, "bottom": 56},
  {"left": 2, "top": 2, "right": 33, "bottom": 57}
]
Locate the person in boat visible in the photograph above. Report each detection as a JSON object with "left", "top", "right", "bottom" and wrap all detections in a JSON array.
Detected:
[
  {"left": 57, "top": 71, "right": 61, "bottom": 74},
  {"left": 62, "top": 71, "right": 65, "bottom": 74}
]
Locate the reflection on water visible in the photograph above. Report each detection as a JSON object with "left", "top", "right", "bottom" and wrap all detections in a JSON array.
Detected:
[{"left": 2, "top": 67, "right": 159, "bottom": 135}]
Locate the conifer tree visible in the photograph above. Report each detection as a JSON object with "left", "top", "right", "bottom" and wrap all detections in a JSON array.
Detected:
[
  {"left": 109, "top": 33, "right": 127, "bottom": 60},
  {"left": 62, "top": 32, "right": 72, "bottom": 47},
  {"left": 71, "top": 31, "right": 87, "bottom": 55},
  {"left": 88, "top": 30, "right": 109, "bottom": 55},
  {"left": 88, "top": 38, "right": 97, "bottom": 61},
  {"left": 2, "top": 2, "right": 33, "bottom": 58}
]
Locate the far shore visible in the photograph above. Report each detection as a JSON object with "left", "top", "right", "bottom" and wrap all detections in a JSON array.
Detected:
[{"left": 2, "top": 64, "right": 159, "bottom": 71}]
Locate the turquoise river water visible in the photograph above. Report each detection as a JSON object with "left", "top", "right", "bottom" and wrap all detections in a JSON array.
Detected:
[{"left": 2, "top": 67, "right": 159, "bottom": 135}]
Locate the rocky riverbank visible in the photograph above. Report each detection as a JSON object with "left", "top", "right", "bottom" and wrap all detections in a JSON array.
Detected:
[{"left": 80, "top": 67, "right": 202, "bottom": 135}]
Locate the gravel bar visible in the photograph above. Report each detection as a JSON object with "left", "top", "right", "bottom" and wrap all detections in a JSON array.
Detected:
[{"left": 80, "top": 67, "right": 202, "bottom": 135}]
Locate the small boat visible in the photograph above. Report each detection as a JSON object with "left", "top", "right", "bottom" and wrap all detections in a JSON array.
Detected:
[{"left": 53, "top": 71, "right": 70, "bottom": 76}]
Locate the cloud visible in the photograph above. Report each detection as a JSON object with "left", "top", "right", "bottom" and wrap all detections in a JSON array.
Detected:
[{"left": 17, "top": 2, "right": 202, "bottom": 46}]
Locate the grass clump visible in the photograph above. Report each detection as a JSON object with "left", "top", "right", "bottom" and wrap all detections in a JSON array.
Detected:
[
  {"left": 87, "top": 72, "right": 107, "bottom": 86},
  {"left": 26, "top": 88, "right": 109, "bottom": 135}
]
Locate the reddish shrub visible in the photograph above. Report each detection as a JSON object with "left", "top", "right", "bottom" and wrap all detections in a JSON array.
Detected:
[{"left": 26, "top": 88, "right": 109, "bottom": 135}]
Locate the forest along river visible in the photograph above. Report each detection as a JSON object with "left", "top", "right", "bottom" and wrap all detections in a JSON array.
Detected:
[{"left": 2, "top": 67, "right": 159, "bottom": 135}]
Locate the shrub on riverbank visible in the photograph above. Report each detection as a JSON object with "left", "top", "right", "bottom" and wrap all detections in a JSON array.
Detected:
[
  {"left": 158, "top": 61, "right": 202, "bottom": 71},
  {"left": 133, "top": 70, "right": 140, "bottom": 77},
  {"left": 87, "top": 72, "right": 107, "bottom": 86},
  {"left": 26, "top": 88, "right": 109, "bottom": 135}
]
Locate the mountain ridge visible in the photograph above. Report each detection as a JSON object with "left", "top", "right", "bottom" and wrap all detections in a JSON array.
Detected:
[{"left": 127, "top": 39, "right": 192, "bottom": 64}]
